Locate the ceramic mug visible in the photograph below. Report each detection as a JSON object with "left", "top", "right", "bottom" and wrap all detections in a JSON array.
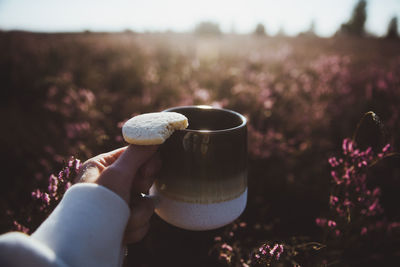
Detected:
[{"left": 149, "top": 105, "right": 247, "bottom": 230}]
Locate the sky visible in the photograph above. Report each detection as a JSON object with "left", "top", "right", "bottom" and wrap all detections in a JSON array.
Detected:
[{"left": 0, "top": 0, "right": 399, "bottom": 37}]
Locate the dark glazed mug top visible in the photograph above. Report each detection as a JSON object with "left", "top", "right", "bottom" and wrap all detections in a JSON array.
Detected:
[{"left": 157, "top": 106, "right": 247, "bottom": 204}]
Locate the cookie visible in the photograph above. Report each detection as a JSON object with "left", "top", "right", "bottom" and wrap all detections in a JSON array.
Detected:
[{"left": 122, "top": 112, "right": 188, "bottom": 145}]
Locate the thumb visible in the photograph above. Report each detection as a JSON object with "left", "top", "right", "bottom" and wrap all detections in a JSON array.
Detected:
[{"left": 112, "top": 145, "right": 159, "bottom": 178}]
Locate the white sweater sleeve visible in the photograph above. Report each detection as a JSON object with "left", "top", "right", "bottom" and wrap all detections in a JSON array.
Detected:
[{"left": 0, "top": 183, "right": 131, "bottom": 267}]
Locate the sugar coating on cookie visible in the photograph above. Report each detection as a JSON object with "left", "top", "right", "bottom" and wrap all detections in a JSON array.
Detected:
[{"left": 122, "top": 112, "right": 188, "bottom": 145}]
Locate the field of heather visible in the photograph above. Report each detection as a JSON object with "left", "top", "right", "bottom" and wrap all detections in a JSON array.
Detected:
[{"left": 1, "top": 31, "right": 400, "bottom": 266}]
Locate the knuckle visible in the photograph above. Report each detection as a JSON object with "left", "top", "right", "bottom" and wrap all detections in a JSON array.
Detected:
[{"left": 125, "top": 223, "right": 150, "bottom": 244}]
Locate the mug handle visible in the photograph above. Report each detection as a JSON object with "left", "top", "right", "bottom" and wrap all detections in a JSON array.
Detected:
[{"left": 141, "top": 193, "right": 160, "bottom": 208}]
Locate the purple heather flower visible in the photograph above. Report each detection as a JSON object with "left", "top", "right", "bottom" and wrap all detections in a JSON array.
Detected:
[
  {"left": 58, "top": 170, "right": 64, "bottom": 181},
  {"left": 316, "top": 217, "right": 327, "bottom": 227},
  {"left": 74, "top": 159, "right": 81, "bottom": 171},
  {"left": 42, "top": 193, "right": 50, "bottom": 205},
  {"left": 342, "top": 138, "right": 354, "bottom": 155},
  {"left": 328, "top": 220, "right": 337, "bottom": 228},
  {"left": 214, "top": 236, "right": 222, "bottom": 242},
  {"left": 342, "top": 168, "right": 352, "bottom": 180},
  {"left": 336, "top": 206, "right": 345, "bottom": 217},
  {"left": 372, "top": 188, "right": 381, "bottom": 197},
  {"left": 329, "top": 195, "right": 339, "bottom": 206},
  {"left": 331, "top": 171, "right": 341, "bottom": 184},
  {"left": 335, "top": 229, "right": 341, "bottom": 236},
  {"left": 13, "top": 221, "right": 29, "bottom": 234},
  {"left": 361, "top": 209, "right": 367, "bottom": 215},
  {"left": 361, "top": 227, "right": 368, "bottom": 235},
  {"left": 221, "top": 243, "right": 233, "bottom": 252},
  {"left": 64, "top": 168, "right": 70, "bottom": 179},
  {"left": 358, "top": 160, "right": 368, "bottom": 168},
  {"left": 31, "top": 189, "right": 41, "bottom": 199},
  {"left": 275, "top": 244, "right": 284, "bottom": 260},
  {"left": 343, "top": 199, "right": 352, "bottom": 207},
  {"left": 368, "top": 199, "right": 379, "bottom": 212},
  {"left": 382, "top": 144, "right": 391, "bottom": 153},
  {"left": 328, "top": 157, "right": 341, "bottom": 167},
  {"left": 219, "top": 253, "right": 229, "bottom": 261},
  {"left": 388, "top": 222, "right": 400, "bottom": 231}
]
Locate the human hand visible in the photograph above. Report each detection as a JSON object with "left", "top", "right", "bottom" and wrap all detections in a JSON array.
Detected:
[{"left": 76, "top": 145, "right": 161, "bottom": 243}]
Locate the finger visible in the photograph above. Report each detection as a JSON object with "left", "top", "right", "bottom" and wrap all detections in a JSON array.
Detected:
[
  {"left": 75, "top": 163, "right": 101, "bottom": 183},
  {"left": 95, "top": 146, "right": 128, "bottom": 167},
  {"left": 74, "top": 146, "right": 128, "bottom": 183},
  {"left": 112, "top": 145, "right": 158, "bottom": 177},
  {"left": 127, "top": 197, "right": 155, "bottom": 229},
  {"left": 131, "top": 152, "right": 162, "bottom": 193},
  {"left": 123, "top": 222, "right": 150, "bottom": 244}
]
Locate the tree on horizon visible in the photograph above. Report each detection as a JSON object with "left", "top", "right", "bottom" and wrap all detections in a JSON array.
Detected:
[
  {"left": 254, "top": 23, "right": 267, "bottom": 36},
  {"left": 298, "top": 20, "right": 317, "bottom": 37},
  {"left": 337, "top": 0, "right": 367, "bottom": 37},
  {"left": 386, "top": 17, "right": 399, "bottom": 39},
  {"left": 194, "top": 21, "right": 221, "bottom": 36}
]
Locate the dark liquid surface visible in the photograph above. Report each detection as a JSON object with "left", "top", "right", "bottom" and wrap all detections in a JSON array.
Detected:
[{"left": 170, "top": 107, "right": 244, "bottom": 131}]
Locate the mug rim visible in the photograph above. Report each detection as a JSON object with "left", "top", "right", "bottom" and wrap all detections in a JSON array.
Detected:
[{"left": 163, "top": 105, "right": 247, "bottom": 133}]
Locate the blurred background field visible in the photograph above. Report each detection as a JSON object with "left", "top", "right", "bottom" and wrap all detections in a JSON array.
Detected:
[{"left": 1, "top": 0, "right": 400, "bottom": 266}]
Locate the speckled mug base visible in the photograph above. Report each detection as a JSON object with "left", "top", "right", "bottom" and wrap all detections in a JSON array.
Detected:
[{"left": 150, "top": 185, "right": 247, "bottom": 231}]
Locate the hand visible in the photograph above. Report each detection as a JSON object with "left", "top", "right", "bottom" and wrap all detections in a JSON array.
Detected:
[{"left": 76, "top": 145, "right": 161, "bottom": 244}]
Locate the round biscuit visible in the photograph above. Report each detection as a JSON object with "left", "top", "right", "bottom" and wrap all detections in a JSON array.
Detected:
[{"left": 122, "top": 112, "right": 188, "bottom": 145}]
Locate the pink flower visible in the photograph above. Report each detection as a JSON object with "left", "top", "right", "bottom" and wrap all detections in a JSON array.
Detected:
[
  {"left": 329, "top": 195, "right": 339, "bottom": 206},
  {"left": 382, "top": 144, "right": 391, "bottom": 153},
  {"left": 219, "top": 253, "right": 228, "bottom": 261},
  {"left": 372, "top": 188, "right": 381, "bottom": 197},
  {"left": 214, "top": 236, "right": 221, "bottom": 242},
  {"left": 221, "top": 243, "right": 233, "bottom": 252},
  {"left": 342, "top": 138, "right": 354, "bottom": 154},
  {"left": 343, "top": 199, "right": 352, "bottom": 207},
  {"left": 328, "top": 220, "right": 337, "bottom": 228},
  {"left": 336, "top": 206, "right": 345, "bottom": 217},
  {"left": 361, "top": 227, "right": 368, "bottom": 235},
  {"left": 316, "top": 217, "right": 327, "bottom": 227},
  {"left": 328, "top": 157, "right": 340, "bottom": 167},
  {"left": 331, "top": 171, "right": 341, "bottom": 184},
  {"left": 41, "top": 193, "right": 50, "bottom": 205}
]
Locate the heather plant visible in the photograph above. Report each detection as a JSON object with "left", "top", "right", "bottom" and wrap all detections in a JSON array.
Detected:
[
  {"left": 10, "top": 157, "right": 81, "bottom": 234},
  {"left": 211, "top": 219, "right": 326, "bottom": 267},
  {"left": 1, "top": 32, "right": 400, "bottom": 266},
  {"left": 211, "top": 112, "right": 400, "bottom": 266}
]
